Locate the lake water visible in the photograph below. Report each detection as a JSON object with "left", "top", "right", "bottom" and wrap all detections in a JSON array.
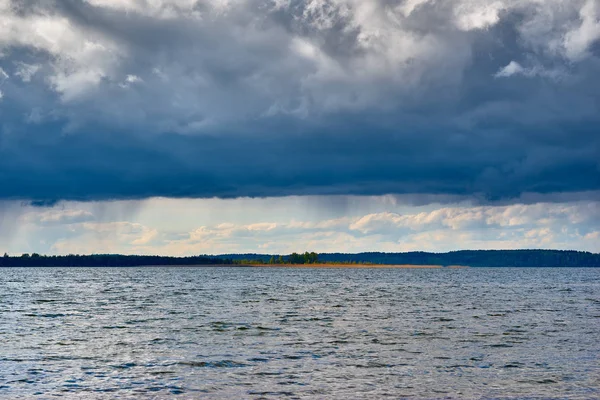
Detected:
[{"left": 0, "top": 267, "right": 599, "bottom": 399}]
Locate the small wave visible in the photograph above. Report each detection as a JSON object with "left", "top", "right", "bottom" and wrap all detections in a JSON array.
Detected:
[
  {"left": 282, "top": 355, "right": 303, "bottom": 360},
  {"left": 112, "top": 362, "right": 137, "bottom": 369},
  {"left": 248, "top": 390, "right": 296, "bottom": 396},
  {"left": 503, "top": 362, "right": 525, "bottom": 368},
  {"left": 178, "top": 360, "right": 248, "bottom": 368}
]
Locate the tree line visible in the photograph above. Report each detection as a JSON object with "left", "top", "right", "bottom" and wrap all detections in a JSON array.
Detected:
[
  {"left": 1, "top": 250, "right": 599, "bottom": 267},
  {"left": 218, "top": 250, "right": 600, "bottom": 267},
  {"left": 0, "top": 252, "right": 321, "bottom": 267},
  {"left": 0, "top": 253, "right": 231, "bottom": 267}
]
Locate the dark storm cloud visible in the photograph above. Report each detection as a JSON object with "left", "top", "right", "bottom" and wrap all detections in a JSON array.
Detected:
[
  {"left": 1, "top": 116, "right": 598, "bottom": 202},
  {"left": 0, "top": 0, "right": 599, "bottom": 203}
]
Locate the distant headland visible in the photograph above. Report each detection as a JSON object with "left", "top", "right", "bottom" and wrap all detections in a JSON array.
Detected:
[{"left": 1, "top": 250, "right": 599, "bottom": 268}]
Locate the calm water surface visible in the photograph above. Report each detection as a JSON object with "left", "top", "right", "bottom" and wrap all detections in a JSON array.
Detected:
[{"left": 0, "top": 267, "right": 599, "bottom": 399}]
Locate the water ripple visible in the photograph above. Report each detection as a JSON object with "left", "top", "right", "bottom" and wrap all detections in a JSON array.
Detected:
[{"left": 0, "top": 267, "right": 599, "bottom": 398}]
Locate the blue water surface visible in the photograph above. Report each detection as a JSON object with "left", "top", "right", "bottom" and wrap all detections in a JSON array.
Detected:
[{"left": 0, "top": 267, "right": 599, "bottom": 399}]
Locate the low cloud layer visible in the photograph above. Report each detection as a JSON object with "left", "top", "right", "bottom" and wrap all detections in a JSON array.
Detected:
[
  {"left": 3, "top": 197, "right": 599, "bottom": 255},
  {"left": 0, "top": 0, "right": 599, "bottom": 202}
]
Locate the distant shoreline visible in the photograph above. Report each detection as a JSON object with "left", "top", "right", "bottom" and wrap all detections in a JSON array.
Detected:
[
  {"left": 0, "top": 264, "right": 470, "bottom": 268},
  {"left": 243, "top": 264, "right": 469, "bottom": 269},
  {"left": 3, "top": 250, "right": 599, "bottom": 268},
  {"left": 4, "top": 264, "right": 600, "bottom": 268}
]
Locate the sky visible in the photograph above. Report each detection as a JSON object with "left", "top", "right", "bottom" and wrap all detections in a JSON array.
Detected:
[{"left": 0, "top": 0, "right": 599, "bottom": 255}]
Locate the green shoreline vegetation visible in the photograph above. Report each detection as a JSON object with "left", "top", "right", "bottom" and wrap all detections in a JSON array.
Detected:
[{"left": 1, "top": 250, "right": 599, "bottom": 268}]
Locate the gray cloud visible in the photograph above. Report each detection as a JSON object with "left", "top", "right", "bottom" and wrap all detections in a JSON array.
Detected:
[{"left": 0, "top": 0, "right": 599, "bottom": 203}]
